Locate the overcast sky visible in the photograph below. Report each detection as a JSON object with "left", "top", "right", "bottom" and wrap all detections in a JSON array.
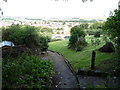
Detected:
[{"left": 0, "top": 0, "right": 119, "bottom": 19}]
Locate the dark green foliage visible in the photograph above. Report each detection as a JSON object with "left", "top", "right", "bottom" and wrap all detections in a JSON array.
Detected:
[
  {"left": 103, "top": 9, "right": 120, "bottom": 52},
  {"left": 86, "top": 30, "right": 95, "bottom": 35},
  {"left": 76, "top": 45, "right": 83, "bottom": 51},
  {"left": 86, "top": 30, "right": 102, "bottom": 36},
  {"left": 94, "top": 31, "right": 101, "bottom": 37},
  {"left": 68, "top": 25, "right": 87, "bottom": 50},
  {"left": 80, "top": 23, "right": 89, "bottom": 29},
  {"left": 103, "top": 8, "right": 120, "bottom": 72},
  {"left": 2, "top": 24, "right": 48, "bottom": 51},
  {"left": 90, "top": 22, "right": 104, "bottom": 29},
  {"left": 90, "top": 38, "right": 101, "bottom": 47},
  {"left": 2, "top": 53, "right": 54, "bottom": 88},
  {"left": 56, "top": 27, "right": 64, "bottom": 30},
  {"left": 102, "top": 35, "right": 110, "bottom": 43}
]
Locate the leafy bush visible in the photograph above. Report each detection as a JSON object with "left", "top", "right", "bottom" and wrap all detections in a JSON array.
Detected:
[
  {"left": 90, "top": 22, "right": 104, "bottom": 29},
  {"left": 68, "top": 25, "right": 87, "bottom": 50},
  {"left": 79, "top": 23, "right": 89, "bottom": 29},
  {"left": 2, "top": 24, "right": 48, "bottom": 51},
  {"left": 86, "top": 30, "right": 95, "bottom": 35},
  {"left": 90, "top": 38, "right": 101, "bottom": 46},
  {"left": 86, "top": 30, "right": 102, "bottom": 36},
  {"left": 3, "top": 53, "right": 54, "bottom": 88},
  {"left": 76, "top": 45, "right": 83, "bottom": 51},
  {"left": 102, "top": 35, "right": 110, "bottom": 43},
  {"left": 94, "top": 31, "right": 101, "bottom": 37}
]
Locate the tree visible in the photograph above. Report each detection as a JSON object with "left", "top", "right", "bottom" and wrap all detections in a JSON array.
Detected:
[
  {"left": 68, "top": 25, "right": 87, "bottom": 51},
  {"left": 103, "top": 8, "right": 120, "bottom": 53}
]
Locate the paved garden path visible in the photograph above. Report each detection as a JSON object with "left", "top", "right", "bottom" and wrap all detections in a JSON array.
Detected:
[
  {"left": 42, "top": 51, "right": 79, "bottom": 89},
  {"left": 42, "top": 51, "right": 120, "bottom": 89}
]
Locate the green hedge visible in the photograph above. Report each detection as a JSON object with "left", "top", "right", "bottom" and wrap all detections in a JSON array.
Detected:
[{"left": 3, "top": 53, "right": 54, "bottom": 88}]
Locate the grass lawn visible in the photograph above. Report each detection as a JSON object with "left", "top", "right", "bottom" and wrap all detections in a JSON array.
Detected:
[{"left": 48, "top": 36, "right": 117, "bottom": 72}]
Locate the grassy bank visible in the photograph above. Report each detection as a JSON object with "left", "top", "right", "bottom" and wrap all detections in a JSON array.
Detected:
[{"left": 49, "top": 36, "right": 116, "bottom": 72}]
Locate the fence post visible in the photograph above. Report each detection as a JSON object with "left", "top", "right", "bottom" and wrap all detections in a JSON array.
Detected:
[{"left": 91, "top": 50, "right": 96, "bottom": 69}]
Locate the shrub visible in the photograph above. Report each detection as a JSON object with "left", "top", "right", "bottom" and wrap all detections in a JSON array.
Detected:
[
  {"left": 76, "top": 45, "right": 83, "bottom": 51},
  {"left": 86, "top": 30, "right": 94, "bottom": 35},
  {"left": 2, "top": 24, "right": 48, "bottom": 51},
  {"left": 79, "top": 23, "right": 89, "bottom": 29},
  {"left": 2, "top": 53, "right": 54, "bottom": 88},
  {"left": 86, "top": 30, "right": 102, "bottom": 37},
  {"left": 102, "top": 35, "right": 110, "bottom": 43},
  {"left": 94, "top": 31, "right": 101, "bottom": 37},
  {"left": 90, "top": 22, "right": 104, "bottom": 29},
  {"left": 90, "top": 38, "right": 101, "bottom": 49}
]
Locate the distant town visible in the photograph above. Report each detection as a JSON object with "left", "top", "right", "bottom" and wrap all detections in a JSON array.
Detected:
[{"left": 0, "top": 16, "right": 104, "bottom": 39}]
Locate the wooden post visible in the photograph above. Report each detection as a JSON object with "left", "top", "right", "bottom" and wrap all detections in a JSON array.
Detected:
[{"left": 91, "top": 50, "right": 96, "bottom": 69}]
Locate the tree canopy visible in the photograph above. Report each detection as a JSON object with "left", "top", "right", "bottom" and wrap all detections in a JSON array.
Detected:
[
  {"left": 103, "top": 8, "right": 120, "bottom": 52},
  {"left": 68, "top": 25, "right": 87, "bottom": 51}
]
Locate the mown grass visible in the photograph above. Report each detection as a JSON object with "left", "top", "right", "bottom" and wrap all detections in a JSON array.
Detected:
[{"left": 49, "top": 35, "right": 117, "bottom": 72}]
